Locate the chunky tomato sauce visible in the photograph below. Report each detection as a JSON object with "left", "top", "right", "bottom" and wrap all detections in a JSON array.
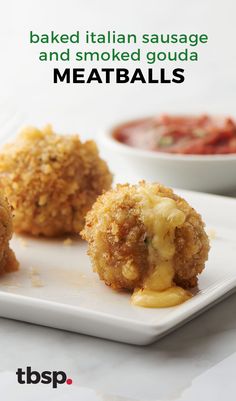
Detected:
[{"left": 113, "top": 115, "right": 236, "bottom": 155}]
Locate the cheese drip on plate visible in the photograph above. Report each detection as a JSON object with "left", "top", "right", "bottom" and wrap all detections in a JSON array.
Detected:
[{"left": 131, "top": 187, "right": 192, "bottom": 308}]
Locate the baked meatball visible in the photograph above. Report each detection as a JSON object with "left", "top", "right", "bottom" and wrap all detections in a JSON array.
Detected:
[
  {"left": 0, "top": 125, "right": 112, "bottom": 237},
  {"left": 81, "top": 182, "right": 210, "bottom": 307},
  {"left": 0, "top": 194, "right": 19, "bottom": 275}
]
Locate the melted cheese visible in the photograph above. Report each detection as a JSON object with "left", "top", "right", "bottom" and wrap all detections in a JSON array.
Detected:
[
  {"left": 122, "top": 260, "right": 139, "bottom": 280},
  {"left": 143, "top": 261, "right": 174, "bottom": 291},
  {"left": 131, "top": 186, "right": 191, "bottom": 308},
  {"left": 131, "top": 287, "right": 192, "bottom": 308}
]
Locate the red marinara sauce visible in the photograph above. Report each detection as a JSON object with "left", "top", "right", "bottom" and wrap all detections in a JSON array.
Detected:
[{"left": 113, "top": 115, "right": 236, "bottom": 155}]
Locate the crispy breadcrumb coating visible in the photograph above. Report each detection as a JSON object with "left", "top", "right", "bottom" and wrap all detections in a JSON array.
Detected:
[
  {"left": 81, "top": 182, "right": 210, "bottom": 290},
  {"left": 0, "top": 194, "right": 19, "bottom": 275},
  {"left": 0, "top": 125, "right": 112, "bottom": 237}
]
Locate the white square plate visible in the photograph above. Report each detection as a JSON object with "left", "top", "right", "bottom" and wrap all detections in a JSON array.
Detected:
[{"left": 0, "top": 189, "right": 235, "bottom": 345}]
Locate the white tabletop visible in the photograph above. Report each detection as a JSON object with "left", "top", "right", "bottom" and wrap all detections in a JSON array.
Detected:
[
  {"left": 1, "top": 0, "right": 236, "bottom": 399},
  {"left": 1, "top": 292, "right": 236, "bottom": 400}
]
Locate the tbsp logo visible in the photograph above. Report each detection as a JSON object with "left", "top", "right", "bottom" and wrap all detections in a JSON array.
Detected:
[{"left": 16, "top": 366, "right": 73, "bottom": 388}]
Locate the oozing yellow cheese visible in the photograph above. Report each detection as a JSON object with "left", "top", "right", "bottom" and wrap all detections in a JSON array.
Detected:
[
  {"left": 131, "top": 287, "right": 192, "bottom": 308},
  {"left": 131, "top": 186, "right": 191, "bottom": 308},
  {"left": 122, "top": 260, "right": 139, "bottom": 280},
  {"left": 143, "top": 261, "right": 174, "bottom": 291}
]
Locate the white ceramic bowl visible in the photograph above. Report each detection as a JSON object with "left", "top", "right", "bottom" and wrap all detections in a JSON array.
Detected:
[{"left": 100, "top": 123, "right": 236, "bottom": 194}]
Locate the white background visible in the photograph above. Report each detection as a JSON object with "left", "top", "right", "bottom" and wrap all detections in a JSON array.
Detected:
[{"left": 0, "top": 1, "right": 236, "bottom": 400}]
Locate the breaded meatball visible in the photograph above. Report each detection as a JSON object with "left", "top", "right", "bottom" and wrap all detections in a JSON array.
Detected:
[
  {"left": 0, "top": 194, "right": 19, "bottom": 275},
  {"left": 0, "top": 125, "right": 112, "bottom": 237},
  {"left": 81, "top": 182, "right": 210, "bottom": 307}
]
